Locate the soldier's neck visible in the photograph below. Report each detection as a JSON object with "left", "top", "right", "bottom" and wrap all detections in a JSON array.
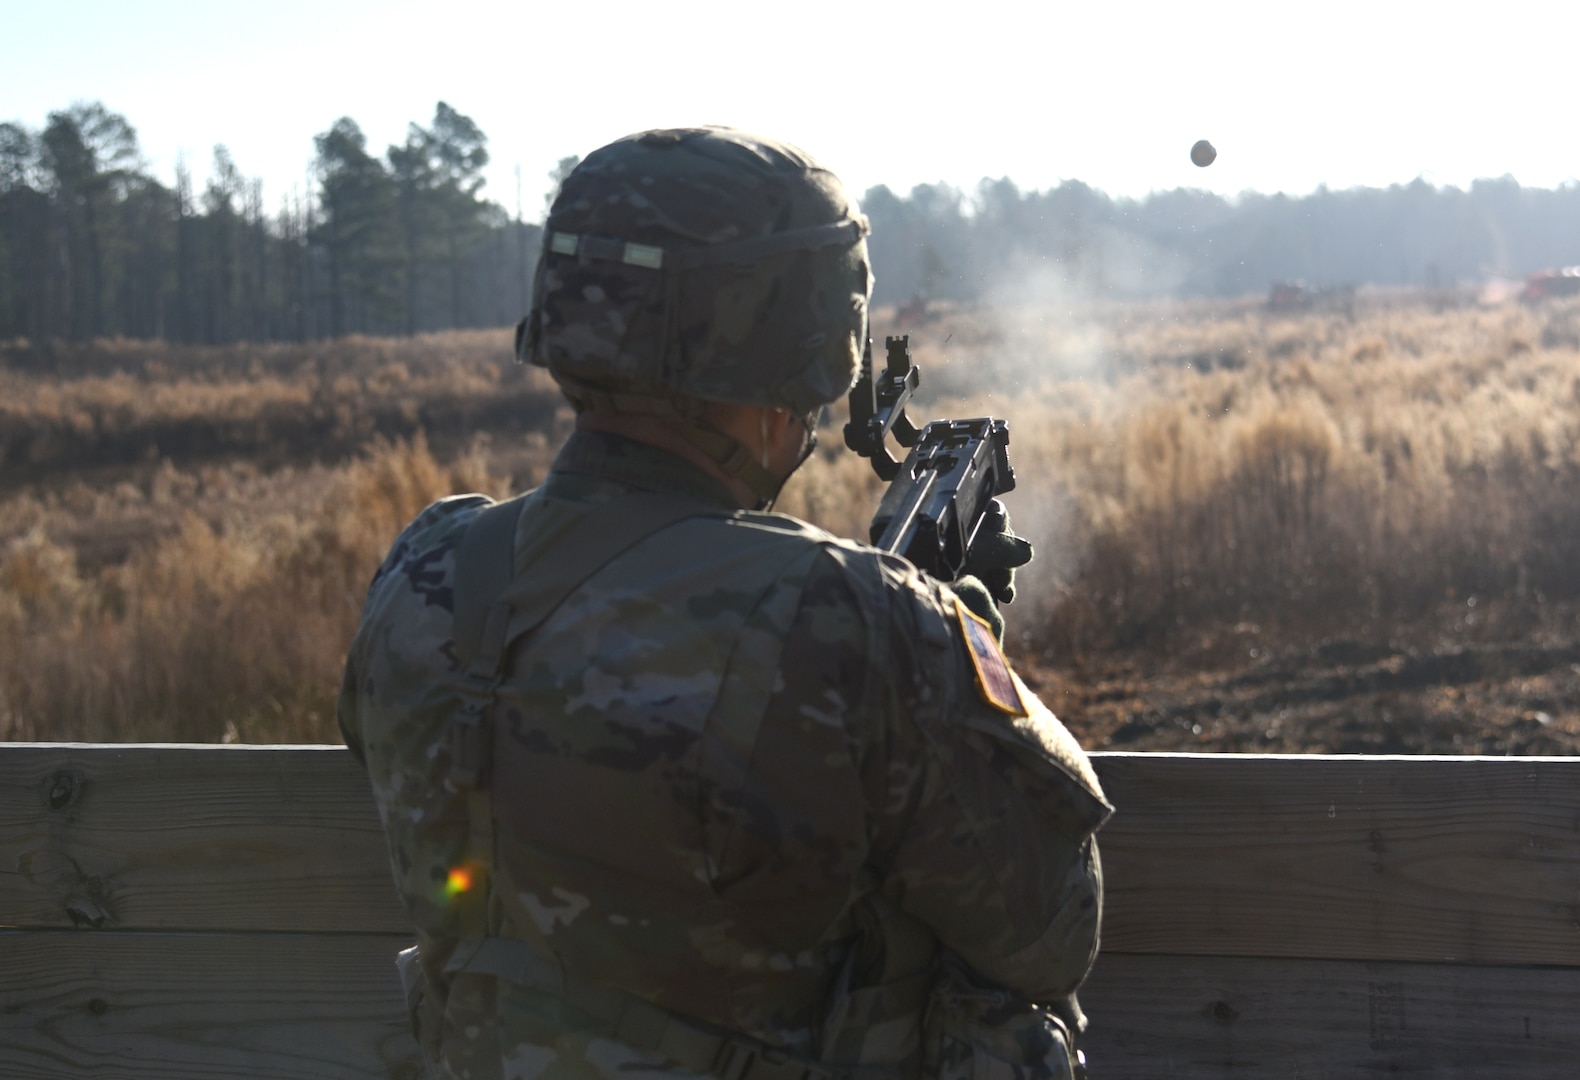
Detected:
[{"left": 574, "top": 412, "right": 758, "bottom": 509}]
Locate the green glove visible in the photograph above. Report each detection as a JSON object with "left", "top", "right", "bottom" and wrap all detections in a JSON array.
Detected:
[
  {"left": 963, "top": 499, "right": 1033, "bottom": 605},
  {"left": 952, "top": 574, "right": 1006, "bottom": 643}
]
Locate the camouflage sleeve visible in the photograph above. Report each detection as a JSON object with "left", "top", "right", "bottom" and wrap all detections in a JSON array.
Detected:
[
  {"left": 855, "top": 555, "right": 1112, "bottom": 1005},
  {"left": 336, "top": 494, "right": 494, "bottom": 890},
  {"left": 336, "top": 494, "right": 493, "bottom": 767}
]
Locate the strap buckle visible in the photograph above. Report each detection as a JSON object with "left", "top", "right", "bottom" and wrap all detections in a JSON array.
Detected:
[{"left": 446, "top": 712, "right": 489, "bottom": 789}]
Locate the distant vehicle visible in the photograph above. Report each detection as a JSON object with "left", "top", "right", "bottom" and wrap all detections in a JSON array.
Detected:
[
  {"left": 894, "top": 292, "right": 933, "bottom": 327},
  {"left": 1267, "top": 281, "right": 1310, "bottom": 311},
  {"left": 1266, "top": 280, "right": 1356, "bottom": 315},
  {"left": 1520, "top": 267, "right": 1580, "bottom": 302}
]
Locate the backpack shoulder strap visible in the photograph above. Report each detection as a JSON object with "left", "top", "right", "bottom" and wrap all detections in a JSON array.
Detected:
[
  {"left": 452, "top": 492, "right": 531, "bottom": 677},
  {"left": 452, "top": 490, "right": 726, "bottom": 692},
  {"left": 443, "top": 490, "right": 728, "bottom": 938}
]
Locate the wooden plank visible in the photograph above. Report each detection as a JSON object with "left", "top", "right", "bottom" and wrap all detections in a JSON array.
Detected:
[
  {"left": 1078, "top": 952, "right": 1580, "bottom": 1079},
  {"left": 1091, "top": 753, "right": 1580, "bottom": 967},
  {"left": 0, "top": 930, "right": 421, "bottom": 1080},
  {"left": 10, "top": 745, "right": 1580, "bottom": 968},
  {"left": 0, "top": 745, "right": 407, "bottom": 933},
  {"left": 7, "top": 930, "right": 1578, "bottom": 1080}
]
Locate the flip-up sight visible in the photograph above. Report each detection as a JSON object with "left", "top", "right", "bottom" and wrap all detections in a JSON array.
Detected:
[{"left": 844, "top": 335, "right": 922, "bottom": 480}]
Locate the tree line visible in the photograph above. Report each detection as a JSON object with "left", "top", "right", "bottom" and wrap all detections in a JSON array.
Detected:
[
  {"left": 0, "top": 101, "right": 544, "bottom": 343},
  {"left": 6, "top": 101, "right": 1580, "bottom": 345},
  {"left": 864, "top": 174, "right": 1580, "bottom": 306}
]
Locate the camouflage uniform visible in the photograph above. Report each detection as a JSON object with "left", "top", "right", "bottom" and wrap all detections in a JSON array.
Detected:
[
  {"left": 340, "top": 430, "right": 1109, "bottom": 1080},
  {"left": 339, "top": 127, "right": 1109, "bottom": 1080}
]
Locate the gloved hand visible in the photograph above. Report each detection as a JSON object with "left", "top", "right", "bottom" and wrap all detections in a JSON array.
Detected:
[
  {"left": 963, "top": 499, "right": 1033, "bottom": 605},
  {"left": 952, "top": 500, "right": 1033, "bottom": 645}
]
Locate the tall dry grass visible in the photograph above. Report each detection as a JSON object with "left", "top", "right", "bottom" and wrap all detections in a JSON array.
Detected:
[
  {"left": 0, "top": 330, "right": 562, "bottom": 481},
  {"left": 7, "top": 292, "right": 1580, "bottom": 740},
  {"left": 920, "top": 294, "right": 1580, "bottom": 661},
  {"left": 0, "top": 436, "right": 509, "bottom": 742}
]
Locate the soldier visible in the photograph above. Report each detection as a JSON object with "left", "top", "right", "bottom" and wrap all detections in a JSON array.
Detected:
[{"left": 339, "top": 126, "right": 1110, "bottom": 1080}]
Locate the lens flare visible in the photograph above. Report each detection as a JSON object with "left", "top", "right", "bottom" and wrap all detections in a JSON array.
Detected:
[{"left": 446, "top": 866, "right": 474, "bottom": 897}]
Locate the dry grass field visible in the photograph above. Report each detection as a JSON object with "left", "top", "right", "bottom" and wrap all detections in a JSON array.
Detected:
[{"left": 6, "top": 292, "right": 1580, "bottom": 753}]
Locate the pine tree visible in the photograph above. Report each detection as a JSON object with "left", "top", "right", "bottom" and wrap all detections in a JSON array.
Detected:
[
  {"left": 314, "top": 118, "right": 401, "bottom": 336},
  {"left": 39, "top": 103, "right": 141, "bottom": 339},
  {"left": 427, "top": 102, "right": 490, "bottom": 328}
]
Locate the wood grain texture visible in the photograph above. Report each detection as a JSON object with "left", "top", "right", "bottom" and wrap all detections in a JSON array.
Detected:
[
  {"left": 5, "top": 746, "right": 1580, "bottom": 1079},
  {"left": 1079, "top": 952, "right": 1580, "bottom": 1079},
  {"left": 0, "top": 930, "right": 422, "bottom": 1079},
  {"left": 9, "top": 745, "right": 1580, "bottom": 964},
  {"left": 0, "top": 744, "right": 407, "bottom": 933},
  {"left": 1091, "top": 753, "right": 1580, "bottom": 967}
]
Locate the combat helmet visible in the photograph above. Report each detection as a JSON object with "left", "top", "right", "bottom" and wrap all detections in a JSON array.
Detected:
[{"left": 518, "top": 126, "right": 872, "bottom": 501}]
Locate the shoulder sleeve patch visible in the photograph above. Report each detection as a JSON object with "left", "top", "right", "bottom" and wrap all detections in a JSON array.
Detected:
[{"left": 954, "top": 596, "right": 1028, "bottom": 717}]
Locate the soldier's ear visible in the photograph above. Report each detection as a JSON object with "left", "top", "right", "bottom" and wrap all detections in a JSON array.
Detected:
[{"left": 514, "top": 312, "right": 540, "bottom": 365}]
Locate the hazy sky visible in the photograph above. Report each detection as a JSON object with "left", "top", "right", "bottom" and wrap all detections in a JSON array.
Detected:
[{"left": 5, "top": 0, "right": 1577, "bottom": 217}]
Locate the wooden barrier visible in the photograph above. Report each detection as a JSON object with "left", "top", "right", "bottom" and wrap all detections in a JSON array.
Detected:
[{"left": 3, "top": 745, "right": 1578, "bottom": 1078}]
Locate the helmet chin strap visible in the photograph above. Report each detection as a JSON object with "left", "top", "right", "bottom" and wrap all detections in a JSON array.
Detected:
[
  {"left": 677, "top": 408, "right": 819, "bottom": 512},
  {"left": 670, "top": 421, "right": 783, "bottom": 509}
]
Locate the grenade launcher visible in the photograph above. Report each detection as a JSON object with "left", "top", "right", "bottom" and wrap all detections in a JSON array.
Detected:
[{"left": 843, "top": 335, "right": 1017, "bottom": 582}]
